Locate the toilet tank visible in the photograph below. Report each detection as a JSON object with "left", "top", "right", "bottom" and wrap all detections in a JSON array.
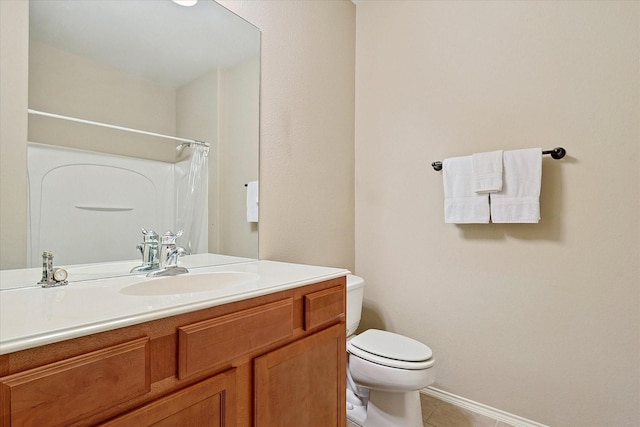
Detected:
[{"left": 346, "top": 275, "right": 365, "bottom": 337}]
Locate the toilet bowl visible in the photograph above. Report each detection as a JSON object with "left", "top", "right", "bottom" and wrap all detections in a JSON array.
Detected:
[{"left": 346, "top": 275, "right": 435, "bottom": 427}]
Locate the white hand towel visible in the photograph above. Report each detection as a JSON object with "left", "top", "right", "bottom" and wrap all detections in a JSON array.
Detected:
[
  {"left": 246, "top": 180, "right": 259, "bottom": 222},
  {"left": 443, "top": 156, "right": 490, "bottom": 224},
  {"left": 490, "top": 148, "right": 542, "bottom": 223},
  {"left": 472, "top": 150, "right": 503, "bottom": 193}
]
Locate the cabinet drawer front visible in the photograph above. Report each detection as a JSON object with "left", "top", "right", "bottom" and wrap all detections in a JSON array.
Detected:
[
  {"left": 98, "top": 369, "right": 236, "bottom": 427},
  {"left": 304, "top": 285, "right": 345, "bottom": 330},
  {"left": 0, "top": 337, "right": 150, "bottom": 427},
  {"left": 178, "top": 298, "right": 293, "bottom": 379}
]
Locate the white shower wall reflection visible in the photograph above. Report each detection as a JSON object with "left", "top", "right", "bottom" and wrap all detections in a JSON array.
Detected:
[{"left": 27, "top": 142, "right": 208, "bottom": 267}]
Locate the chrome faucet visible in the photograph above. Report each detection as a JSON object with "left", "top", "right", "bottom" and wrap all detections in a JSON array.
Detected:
[
  {"left": 146, "top": 231, "right": 189, "bottom": 277},
  {"left": 38, "top": 251, "right": 68, "bottom": 287},
  {"left": 130, "top": 229, "right": 159, "bottom": 273}
]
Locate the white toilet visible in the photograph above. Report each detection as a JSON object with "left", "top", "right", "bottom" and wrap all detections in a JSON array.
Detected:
[{"left": 346, "top": 275, "right": 435, "bottom": 427}]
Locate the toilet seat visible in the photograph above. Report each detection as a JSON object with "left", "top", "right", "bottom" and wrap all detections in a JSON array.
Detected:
[{"left": 347, "top": 329, "right": 434, "bottom": 370}]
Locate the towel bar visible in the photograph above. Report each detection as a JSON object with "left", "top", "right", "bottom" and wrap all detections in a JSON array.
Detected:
[{"left": 431, "top": 147, "right": 566, "bottom": 171}]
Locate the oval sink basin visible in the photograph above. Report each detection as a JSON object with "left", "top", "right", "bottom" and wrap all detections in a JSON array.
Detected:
[{"left": 120, "top": 271, "right": 259, "bottom": 296}]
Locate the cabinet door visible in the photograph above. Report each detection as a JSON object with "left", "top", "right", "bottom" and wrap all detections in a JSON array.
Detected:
[
  {"left": 0, "top": 338, "right": 150, "bottom": 427},
  {"left": 254, "top": 323, "right": 346, "bottom": 427},
  {"left": 99, "top": 369, "right": 236, "bottom": 427}
]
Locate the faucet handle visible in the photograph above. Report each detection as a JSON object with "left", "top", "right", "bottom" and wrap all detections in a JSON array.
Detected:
[
  {"left": 140, "top": 229, "right": 159, "bottom": 242},
  {"left": 160, "top": 230, "right": 183, "bottom": 245}
]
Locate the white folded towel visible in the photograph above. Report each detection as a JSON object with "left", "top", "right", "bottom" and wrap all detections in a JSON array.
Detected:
[
  {"left": 490, "top": 148, "right": 542, "bottom": 223},
  {"left": 472, "top": 150, "right": 503, "bottom": 193},
  {"left": 443, "top": 156, "right": 490, "bottom": 224},
  {"left": 246, "top": 180, "right": 259, "bottom": 223}
]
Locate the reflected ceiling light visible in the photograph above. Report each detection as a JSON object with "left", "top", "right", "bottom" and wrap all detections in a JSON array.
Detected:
[{"left": 172, "top": 0, "right": 198, "bottom": 6}]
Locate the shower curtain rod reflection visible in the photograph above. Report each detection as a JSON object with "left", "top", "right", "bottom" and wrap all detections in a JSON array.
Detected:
[{"left": 27, "top": 109, "right": 210, "bottom": 147}]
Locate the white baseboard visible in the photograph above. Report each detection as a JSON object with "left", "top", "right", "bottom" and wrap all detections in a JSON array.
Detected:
[{"left": 421, "top": 386, "right": 550, "bottom": 427}]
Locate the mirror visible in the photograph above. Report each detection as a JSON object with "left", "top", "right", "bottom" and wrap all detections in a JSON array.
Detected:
[{"left": 17, "top": 0, "right": 259, "bottom": 279}]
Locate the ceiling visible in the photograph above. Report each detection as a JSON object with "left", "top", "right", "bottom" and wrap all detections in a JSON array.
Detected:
[{"left": 29, "top": 0, "right": 260, "bottom": 88}]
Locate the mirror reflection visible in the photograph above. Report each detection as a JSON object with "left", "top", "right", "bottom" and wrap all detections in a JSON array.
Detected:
[{"left": 22, "top": 0, "right": 260, "bottom": 278}]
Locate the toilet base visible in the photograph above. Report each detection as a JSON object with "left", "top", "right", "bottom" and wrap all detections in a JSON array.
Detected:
[
  {"left": 346, "top": 402, "right": 367, "bottom": 426},
  {"left": 362, "top": 389, "right": 423, "bottom": 427}
]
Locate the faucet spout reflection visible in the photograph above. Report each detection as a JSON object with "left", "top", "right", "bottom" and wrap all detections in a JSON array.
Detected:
[
  {"left": 146, "top": 231, "right": 189, "bottom": 277},
  {"left": 130, "top": 229, "right": 159, "bottom": 273}
]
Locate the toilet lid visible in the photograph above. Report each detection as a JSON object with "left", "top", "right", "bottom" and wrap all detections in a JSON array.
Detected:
[{"left": 347, "top": 329, "right": 433, "bottom": 363}]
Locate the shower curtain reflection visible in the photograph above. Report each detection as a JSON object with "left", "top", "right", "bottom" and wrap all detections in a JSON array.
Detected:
[{"left": 176, "top": 143, "right": 210, "bottom": 255}]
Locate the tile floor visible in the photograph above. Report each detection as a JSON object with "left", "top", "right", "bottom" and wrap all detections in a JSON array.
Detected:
[{"left": 347, "top": 393, "right": 518, "bottom": 427}]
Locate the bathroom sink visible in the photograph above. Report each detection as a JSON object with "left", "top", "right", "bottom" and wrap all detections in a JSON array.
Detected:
[{"left": 120, "top": 271, "right": 259, "bottom": 296}]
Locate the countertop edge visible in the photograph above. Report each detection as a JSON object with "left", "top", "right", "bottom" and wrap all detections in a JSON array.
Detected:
[{"left": 0, "top": 264, "right": 349, "bottom": 355}]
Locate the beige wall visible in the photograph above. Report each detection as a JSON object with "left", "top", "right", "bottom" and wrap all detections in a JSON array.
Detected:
[
  {"left": 218, "top": 57, "right": 260, "bottom": 258},
  {"left": 29, "top": 40, "right": 178, "bottom": 162},
  {"left": 355, "top": 2, "right": 639, "bottom": 426},
  {"left": 176, "top": 70, "right": 221, "bottom": 253},
  {"left": 218, "top": 0, "right": 356, "bottom": 271},
  {"left": 29, "top": 41, "right": 177, "bottom": 139},
  {"left": 178, "top": 57, "right": 261, "bottom": 259},
  {"left": 0, "top": 0, "right": 28, "bottom": 269}
]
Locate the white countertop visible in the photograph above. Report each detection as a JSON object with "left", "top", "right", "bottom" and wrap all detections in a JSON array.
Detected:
[
  {"left": 0, "top": 253, "right": 256, "bottom": 291},
  {"left": 0, "top": 260, "right": 349, "bottom": 355}
]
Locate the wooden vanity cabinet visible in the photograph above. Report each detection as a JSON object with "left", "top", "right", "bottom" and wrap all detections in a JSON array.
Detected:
[{"left": 0, "top": 277, "right": 346, "bottom": 427}]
